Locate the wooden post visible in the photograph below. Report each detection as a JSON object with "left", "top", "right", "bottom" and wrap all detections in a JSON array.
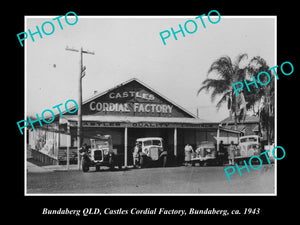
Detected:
[
  {"left": 57, "top": 126, "right": 60, "bottom": 165},
  {"left": 217, "top": 125, "right": 220, "bottom": 152},
  {"left": 77, "top": 48, "right": 83, "bottom": 170},
  {"left": 65, "top": 46, "right": 95, "bottom": 170},
  {"left": 124, "top": 127, "right": 128, "bottom": 168},
  {"left": 66, "top": 122, "right": 70, "bottom": 170},
  {"left": 174, "top": 127, "right": 177, "bottom": 157}
]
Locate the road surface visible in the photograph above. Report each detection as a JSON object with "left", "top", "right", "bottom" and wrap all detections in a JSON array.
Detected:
[{"left": 26, "top": 164, "right": 275, "bottom": 194}]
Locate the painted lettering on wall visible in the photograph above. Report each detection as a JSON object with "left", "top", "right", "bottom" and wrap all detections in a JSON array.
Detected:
[
  {"left": 89, "top": 101, "right": 173, "bottom": 114},
  {"left": 109, "top": 91, "right": 155, "bottom": 101}
]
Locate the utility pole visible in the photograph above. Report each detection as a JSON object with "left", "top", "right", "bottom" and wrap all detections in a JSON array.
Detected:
[{"left": 66, "top": 46, "right": 95, "bottom": 170}]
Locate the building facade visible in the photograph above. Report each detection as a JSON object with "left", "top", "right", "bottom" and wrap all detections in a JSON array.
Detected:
[{"left": 28, "top": 78, "right": 239, "bottom": 166}]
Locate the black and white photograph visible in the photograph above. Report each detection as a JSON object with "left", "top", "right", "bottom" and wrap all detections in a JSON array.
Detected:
[
  {"left": 24, "top": 15, "right": 276, "bottom": 195},
  {"left": 14, "top": 5, "right": 298, "bottom": 221}
]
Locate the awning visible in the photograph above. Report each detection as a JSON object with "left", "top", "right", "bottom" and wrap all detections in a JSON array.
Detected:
[
  {"left": 221, "top": 125, "right": 245, "bottom": 133},
  {"left": 60, "top": 115, "right": 219, "bottom": 129}
]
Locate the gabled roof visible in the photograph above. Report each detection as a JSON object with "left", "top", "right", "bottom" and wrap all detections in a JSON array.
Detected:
[
  {"left": 44, "top": 78, "right": 200, "bottom": 123},
  {"left": 78, "top": 77, "right": 198, "bottom": 118}
]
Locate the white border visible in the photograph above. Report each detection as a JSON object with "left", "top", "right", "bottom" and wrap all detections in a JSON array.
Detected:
[{"left": 24, "top": 15, "right": 277, "bottom": 196}]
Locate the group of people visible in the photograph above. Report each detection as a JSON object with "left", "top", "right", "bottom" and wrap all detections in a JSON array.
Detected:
[{"left": 184, "top": 141, "right": 238, "bottom": 166}]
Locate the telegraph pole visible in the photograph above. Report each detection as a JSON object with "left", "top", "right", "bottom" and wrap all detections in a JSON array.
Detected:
[{"left": 66, "top": 46, "right": 95, "bottom": 170}]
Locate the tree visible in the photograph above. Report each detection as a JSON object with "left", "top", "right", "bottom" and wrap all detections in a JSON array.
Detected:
[
  {"left": 245, "top": 56, "right": 270, "bottom": 114},
  {"left": 198, "top": 54, "right": 275, "bottom": 142},
  {"left": 247, "top": 56, "right": 275, "bottom": 144},
  {"left": 197, "top": 54, "right": 248, "bottom": 129}
]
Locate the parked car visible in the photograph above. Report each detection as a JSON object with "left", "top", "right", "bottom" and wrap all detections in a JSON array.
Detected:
[
  {"left": 235, "top": 135, "right": 262, "bottom": 164},
  {"left": 191, "top": 141, "right": 217, "bottom": 166},
  {"left": 135, "top": 137, "right": 167, "bottom": 168},
  {"left": 80, "top": 134, "right": 122, "bottom": 172}
]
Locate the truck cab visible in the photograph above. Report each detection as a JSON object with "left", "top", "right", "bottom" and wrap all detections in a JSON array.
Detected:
[
  {"left": 235, "top": 135, "right": 261, "bottom": 162},
  {"left": 81, "top": 134, "right": 122, "bottom": 172},
  {"left": 135, "top": 137, "right": 167, "bottom": 167},
  {"left": 191, "top": 141, "right": 216, "bottom": 166}
]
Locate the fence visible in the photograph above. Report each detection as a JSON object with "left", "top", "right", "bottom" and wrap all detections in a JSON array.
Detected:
[{"left": 30, "top": 148, "right": 59, "bottom": 165}]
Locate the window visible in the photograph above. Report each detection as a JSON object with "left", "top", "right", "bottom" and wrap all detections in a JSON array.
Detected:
[
  {"left": 153, "top": 140, "right": 162, "bottom": 146},
  {"left": 143, "top": 140, "right": 152, "bottom": 146},
  {"left": 248, "top": 137, "right": 257, "bottom": 142},
  {"left": 240, "top": 138, "right": 247, "bottom": 143}
]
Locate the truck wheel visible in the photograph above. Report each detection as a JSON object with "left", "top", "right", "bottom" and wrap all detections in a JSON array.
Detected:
[
  {"left": 109, "top": 156, "right": 115, "bottom": 170},
  {"left": 82, "top": 159, "right": 89, "bottom": 172},
  {"left": 117, "top": 156, "right": 122, "bottom": 170},
  {"left": 95, "top": 165, "right": 100, "bottom": 172},
  {"left": 118, "top": 163, "right": 122, "bottom": 170},
  {"left": 162, "top": 156, "right": 167, "bottom": 167},
  {"left": 139, "top": 156, "right": 145, "bottom": 168}
]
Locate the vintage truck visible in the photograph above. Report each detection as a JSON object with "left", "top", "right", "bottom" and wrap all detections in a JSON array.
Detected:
[
  {"left": 191, "top": 141, "right": 217, "bottom": 166},
  {"left": 134, "top": 137, "right": 167, "bottom": 168},
  {"left": 235, "top": 135, "right": 262, "bottom": 164},
  {"left": 80, "top": 134, "right": 122, "bottom": 172}
]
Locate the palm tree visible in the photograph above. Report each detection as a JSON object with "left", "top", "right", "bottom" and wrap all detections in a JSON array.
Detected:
[
  {"left": 247, "top": 56, "right": 274, "bottom": 145},
  {"left": 197, "top": 54, "right": 248, "bottom": 129},
  {"left": 246, "top": 56, "right": 270, "bottom": 114},
  {"left": 198, "top": 54, "right": 274, "bottom": 143}
]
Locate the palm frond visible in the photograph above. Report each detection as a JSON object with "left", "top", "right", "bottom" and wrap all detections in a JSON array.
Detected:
[
  {"left": 207, "top": 56, "right": 234, "bottom": 81},
  {"left": 197, "top": 78, "right": 230, "bottom": 96},
  {"left": 216, "top": 91, "right": 231, "bottom": 110},
  {"left": 233, "top": 53, "right": 248, "bottom": 68}
]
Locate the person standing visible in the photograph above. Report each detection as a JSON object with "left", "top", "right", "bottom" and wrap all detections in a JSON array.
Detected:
[
  {"left": 228, "top": 141, "right": 236, "bottom": 165},
  {"left": 218, "top": 140, "right": 226, "bottom": 165},
  {"left": 79, "top": 143, "right": 90, "bottom": 170},
  {"left": 133, "top": 142, "right": 141, "bottom": 168},
  {"left": 219, "top": 140, "right": 224, "bottom": 153},
  {"left": 79, "top": 143, "right": 89, "bottom": 154},
  {"left": 184, "top": 144, "right": 194, "bottom": 166}
]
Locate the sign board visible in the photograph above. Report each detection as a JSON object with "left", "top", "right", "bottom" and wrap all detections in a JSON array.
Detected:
[
  {"left": 68, "top": 120, "right": 218, "bottom": 129},
  {"left": 80, "top": 79, "right": 194, "bottom": 118}
]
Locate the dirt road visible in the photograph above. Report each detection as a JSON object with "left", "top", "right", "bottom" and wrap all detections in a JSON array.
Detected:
[{"left": 26, "top": 164, "right": 275, "bottom": 194}]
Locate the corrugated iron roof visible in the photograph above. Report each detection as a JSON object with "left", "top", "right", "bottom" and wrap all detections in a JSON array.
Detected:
[
  {"left": 220, "top": 115, "right": 259, "bottom": 124},
  {"left": 222, "top": 125, "right": 246, "bottom": 132}
]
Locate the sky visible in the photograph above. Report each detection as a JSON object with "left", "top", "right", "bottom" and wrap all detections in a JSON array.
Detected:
[{"left": 25, "top": 15, "right": 275, "bottom": 122}]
